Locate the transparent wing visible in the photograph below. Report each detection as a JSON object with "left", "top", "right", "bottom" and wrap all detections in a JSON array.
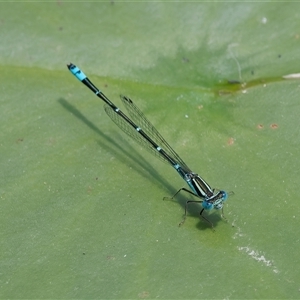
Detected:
[
  {"left": 120, "top": 95, "right": 191, "bottom": 172},
  {"left": 104, "top": 104, "right": 173, "bottom": 164}
]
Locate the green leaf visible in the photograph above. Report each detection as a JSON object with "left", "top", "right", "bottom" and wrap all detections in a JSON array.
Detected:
[{"left": 1, "top": 2, "right": 300, "bottom": 298}]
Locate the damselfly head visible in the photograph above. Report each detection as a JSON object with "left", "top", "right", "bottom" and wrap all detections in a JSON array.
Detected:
[
  {"left": 214, "top": 190, "right": 228, "bottom": 209},
  {"left": 202, "top": 190, "right": 228, "bottom": 210},
  {"left": 213, "top": 198, "right": 224, "bottom": 210}
]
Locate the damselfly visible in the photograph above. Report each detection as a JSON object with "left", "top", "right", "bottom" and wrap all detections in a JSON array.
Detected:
[{"left": 67, "top": 63, "right": 229, "bottom": 228}]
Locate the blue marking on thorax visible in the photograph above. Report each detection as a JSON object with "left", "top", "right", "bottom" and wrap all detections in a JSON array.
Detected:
[
  {"left": 186, "top": 178, "right": 197, "bottom": 194},
  {"left": 70, "top": 66, "right": 87, "bottom": 81},
  {"left": 173, "top": 164, "right": 197, "bottom": 194}
]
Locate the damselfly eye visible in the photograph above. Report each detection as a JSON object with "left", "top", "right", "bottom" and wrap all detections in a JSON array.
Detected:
[
  {"left": 202, "top": 201, "right": 213, "bottom": 210},
  {"left": 221, "top": 191, "right": 228, "bottom": 201}
]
